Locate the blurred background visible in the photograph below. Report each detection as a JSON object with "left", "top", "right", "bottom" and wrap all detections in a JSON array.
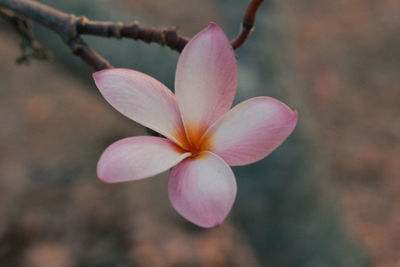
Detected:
[{"left": 0, "top": 0, "right": 399, "bottom": 266}]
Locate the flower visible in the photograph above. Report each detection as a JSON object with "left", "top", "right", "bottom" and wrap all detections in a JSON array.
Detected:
[{"left": 92, "top": 22, "right": 298, "bottom": 228}]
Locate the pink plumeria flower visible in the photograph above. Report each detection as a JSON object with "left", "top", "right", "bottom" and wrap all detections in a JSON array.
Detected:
[{"left": 93, "top": 23, "right": 298, "bottom": 228}]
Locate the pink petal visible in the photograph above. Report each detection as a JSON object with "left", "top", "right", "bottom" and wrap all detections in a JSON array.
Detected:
[
  {"left": 93, "top": 68, "right": 188, "bottom": 148},
  {"left": 201, "top": 97, "right": 298, "bottom": 166},
  {"left": 97, "top": 136, "right": 191, "bottom": 183},
  {"left": 168, "top": 151, "right": 237, "bottom": 228},
  {"left": 175, "top": 23, "right": 238, "bottom": 144}
]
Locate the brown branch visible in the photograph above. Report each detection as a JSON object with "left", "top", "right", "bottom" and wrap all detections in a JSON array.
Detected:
[
  {"left": 74, "top": 0, "right": 265, "bottom": 52},
  {"left": 68, "top": 37, "right": 112, "bottom": 70},
  {"left": 75, "top": 18, "right": 189, "bottom": 53},
  {"left": 0, "top": 0, "right": 112, "bottom": 70},
  {"left": 0, "top": 0, "right": 264, "bottom": 70},
  {"left": 232, "top": 0, "right": 264, "bottom": 49}
]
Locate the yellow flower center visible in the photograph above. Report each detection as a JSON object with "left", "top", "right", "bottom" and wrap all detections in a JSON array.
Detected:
[{"left": 176, "top": 120, "right": 213, "bottom": 158}]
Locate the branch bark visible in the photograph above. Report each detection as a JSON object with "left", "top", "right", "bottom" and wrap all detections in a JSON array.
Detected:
[
  {"left": 75, "top": 18, "right": 189, "bottom": 53},
  {"left": 0, "top": 0, "right": 112, "bottom": 70},
  {"left": 232, "top": 0, "right": 264, "bottom": 49},
  {"left": 0, "top": 0, "right": 264, "bottom": 70}
]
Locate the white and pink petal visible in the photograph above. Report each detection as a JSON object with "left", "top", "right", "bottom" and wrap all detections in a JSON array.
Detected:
[
  {"left": 201, "top": 97, "right": 298, "bottom": 166},
  {"left": 97, "top": 136, "right": 191, "bottom": 183},
  {"left": 93, "top": 68, "right": 188, "bottom": 147},
  {"left": 175, "top": 23, "right": 238, "bottom": 143},
  {"left": 168, "top": 151, "right": 237, "bottom": 228}
]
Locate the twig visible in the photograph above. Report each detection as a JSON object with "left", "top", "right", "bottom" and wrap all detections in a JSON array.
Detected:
[
  {"left": 0, "top": 0, "right": 112, "bottom": 70},
  {"left": 232, "top": 0, "right": 264, "bottom": 49},
  {"left": 75, "top": 18, "right": 189, "bottom": 53}
]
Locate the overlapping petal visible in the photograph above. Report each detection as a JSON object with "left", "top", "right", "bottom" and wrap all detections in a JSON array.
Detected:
[
  {"left": 175, "top": 23, "right": 238, "bottom": 144},
  {"left": 93, "top": 69, "right": 187, "bottom": 147},
  {"left": 201, "top": 97, "right": 298, "bottom": 166},
  {"left": 168, "top": 151, "right": 237, "bottom": 227},
  {"left": 97, "top": 136, "right": 191, "bottom": 183}
]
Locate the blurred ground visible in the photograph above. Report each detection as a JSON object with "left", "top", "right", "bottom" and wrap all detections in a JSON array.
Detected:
[
  {"left": 281, "top": 1, "right": 400, "bottom": 266},
  {"left": 0, "top": 0, "right": 399, "bottom": 266}
]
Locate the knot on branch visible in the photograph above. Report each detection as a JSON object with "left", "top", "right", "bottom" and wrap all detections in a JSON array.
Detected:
[
  {"left": 75, "top": 15, "right": 89, "bottom": 30},
  {"left": 62, "top": 14, "right": 80, "bottom": 42},
  {"left": 120, "top": 21, "right": 140, "bottom": 39},
  {"left": 110, "top": 22, "right": 123, "bottom": 38},
  {"left": 68, "top": 37, "right": 85, "bottom": 55},
  {"left": 75, "top": 17, "right": 124, "bottom": 38},
  {"left": 163, "top": 27, "right": 187, "bottom": 52}
]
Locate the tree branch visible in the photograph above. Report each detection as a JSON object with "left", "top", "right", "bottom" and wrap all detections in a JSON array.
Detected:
[
  {"left": 0, "top": 0, "right": 112, "bottom": 70},
  {"left": 75, "top": 0, "right": 265, "bottom": 52},
  {"left": 232, "top": 0, "right": 264, "bottom": 49},
  {"left": 0, "top": 0, "right": 264, "bottom": 70},
  {"left": 75, "top": 18, "right": 189, "bottom": 53}
]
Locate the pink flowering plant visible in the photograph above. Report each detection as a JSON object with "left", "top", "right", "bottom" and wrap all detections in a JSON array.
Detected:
[{"left": 93, "top": 23, "right": 298, "bottom": 228}]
